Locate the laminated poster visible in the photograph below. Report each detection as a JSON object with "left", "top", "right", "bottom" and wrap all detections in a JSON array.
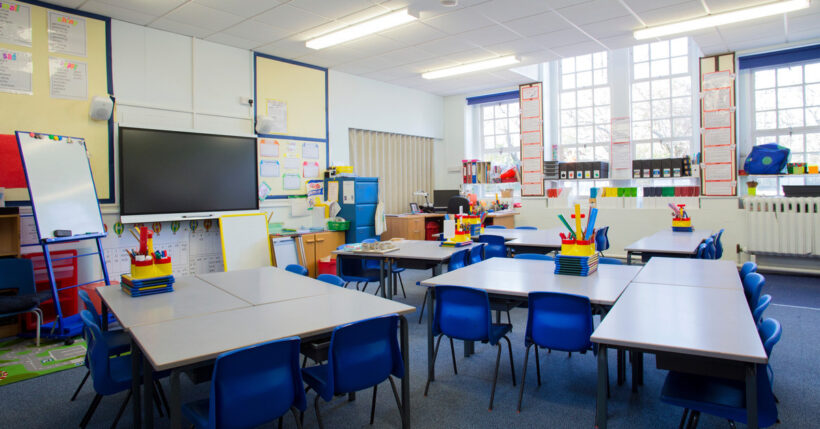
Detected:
[
  {"left": 265, "top": 100, "right": 287, "bottom": 134},
  {"left": 259, "top": 138, "right": 279, "bottom": 157},
  {"left": 0, "top": 2, "right": 31, "bottom": 47},
  {"left": 302, "top": 142, "right": 319, "bottom": 159},
  {"left": 702, "top": 70, "right": 733, "bottom": 91},
  {"left": 702, "top": 87, "right": 731, "bottom": 111},
  {"left": 283, "top": 174, "right": 301, "bottom": 190},
  {"left": 260, "top": 160, "right": 279, "bottom": 177},
  {"left": 0, "top": 48, "right": 31, "bottom": 94},
  {"left": 703, "top": 110, "right": 731, "bottom": 129},
  {"left": 303, "top": 161, "right": 319, "bottom": 178},
  {"left": 258, "top": 182, "right": 271, "bottom": 200},
  {"left": 48, "top": 11, "right": 86, "bottom": 57},
  {"left": 282, "top": 156, "right": 300, "bottom": 170},
  {"left": 49, "top": 57, "right": 87, "bottom": 99}
]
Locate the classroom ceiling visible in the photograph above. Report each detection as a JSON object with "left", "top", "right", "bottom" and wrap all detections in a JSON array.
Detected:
[{"left": 52, "top": 0, "right": 820, "bottom": 96}]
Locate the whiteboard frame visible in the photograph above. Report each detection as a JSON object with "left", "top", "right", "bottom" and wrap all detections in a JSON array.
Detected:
[{"left": 218, "top": 213, "right": 271, "bottom": 271}]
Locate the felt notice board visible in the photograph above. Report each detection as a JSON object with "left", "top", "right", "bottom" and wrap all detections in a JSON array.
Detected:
[
  {"left": 254, "top": 53, "right": 328, "bottom": 198},
  {"left": 0, "top": 1, "right": 112, "bottom": 203}
]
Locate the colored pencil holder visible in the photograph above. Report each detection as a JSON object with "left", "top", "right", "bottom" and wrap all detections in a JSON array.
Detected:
[
  {"left": 672, "top": 217, "right": 693, "bottom": 232},
  {"left": 560, "top": 237, "right": 596, "bottom": 257},
  {"left": 130, "top": 256, "right": 173, "bottom": 279}
]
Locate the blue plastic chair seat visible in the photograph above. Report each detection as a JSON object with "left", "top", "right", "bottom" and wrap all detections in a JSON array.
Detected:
[
  {"left": 598, "top": 257, "right": 623, "bottom": 265},
  {"left": 181, "top": 399, "right": 209, "bottom": 429},
  {"left": 302, "top": 364, "right": 330, "bottom": 395},
  {"left": 487, "top": 324, "right": 513, "bottom": 345},
  {"left": 514, "top": 254, "right": 553, "bottom": 261}
]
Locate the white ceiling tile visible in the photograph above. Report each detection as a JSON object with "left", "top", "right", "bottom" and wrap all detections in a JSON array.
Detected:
[
  {"left": 340, "top": 54, "right": 396, "bottom": 71},
  {"left": 91, "top": 0, "right": 186, "bottom": 17},
  {"left": 362, "top": 67, "right": 417, "bottom": 82},
  {"left": 416, "top": 35, "right": 477, "bottom": 55},
  {"left": 289, "top": 0, "right": 378, "bottom": 20},
  {"left": 637, "top": 1, "right": 705, "bottom": 26},
  {"left": 458, "top": 24, "right": 521, "bottom": 47},
  {"left": 335, "top": 34, "right": 406, "bottom": 56},
  {"left": 699, "top": 44, "right": 731, "bottom": 56},
  {"left": 474, "top": 0, "right": 554, "bottom": 23},
  {"left": 80, "top": 1, "right": 157, "bottom": 25},
  {"left": 719, "top": 15, "right": 783, "bottom": 41},
  {"left": 504, "top": 11, "right": 570, "bottom": 38},
  {"left": 255, "top": 38, "right": 315, "bottom": 59},
  {"left": 193, "top": 0, "right": 285, "bottom": 18},
  {"left": 150, "top": 17, "right": 213, "bottom": 39},
  {"left": 43, "top": 0, "right": 86, "bottom": 8},
  {"left": 550, "top": 40, "right": 606, "bottom": 58},
  {"left": 687, "top": 28, "right": 725, "bottom": 51},
  {"left": 162, "top": 3, "right": 245, "bottom": 33},
  {"left": 556, "top": 0, "right": 632, "bottom": 26},
  {"left": 518, "top": 50, "right": 560, "bottom": 64},
  {"left": 221, "top": 20, "right": 290, "bottom": 44},
  {"left": 332, "top": 61, "right": 379, "bottom": 75},
  {"left": 786, "top": 29, "right": 820, "bottom": 45},
  {"left": 621, "top": 0, "right": 692, "bottom": 13},
  {"left": 727, "top": 35, "right": 787, "bottom": 53},
  {"left": 788, "top": 12, "right": 820, "bottom": 33},
  {"left": 413, "top": 0, "right": 491, "bottom": 20},
  {"left": 404, "top": 57, "right": 461, "bottom": 74},
  {"left": 296, "top": 47, "right": 360, "bottom": 67},
  {"left": 205, "top": 32, "right": 261, "bottom": 50},
  {"left": 255, "top": 4, "right": 330, "bottom": 33},
  {"left": 445, "top": 48, "right": 500, "bottom": 64},
  {"left": 484, "top": 37, "right": 545, "bottom": 56},
  {"left": 530, "top": 28, "right": 590, "bottom": 49},
  {"left": 703, "top": 0, "right": 773, "bottom": 14},
  {"left": 422, "top": 8, "right": 496, "bottom": 35},
  {"left": 597, "top": 34, "right": 640, "bottom": 51},
  {"left": 377, "top": 46, "right": 436, "bottom": 66},
  {"left": 579, "top": 15, "right": 642, "bottom": 39},
  {"left": 381, "top": 22, "right": 447, "bottom": 45}
]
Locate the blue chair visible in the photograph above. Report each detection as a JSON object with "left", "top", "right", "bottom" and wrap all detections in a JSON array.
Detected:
[
  {"left": 713, "top": 228, "right": 725, "bottom": 259},
  {"left": 79, "top": 310, "right": 168, "bottom": 428},
  {"left": 754, "top": 294, "right": 772, "bottom": 326},
  {"left": 424, "top": 285, "right": 515, "bottom": 410},
  {"left": 514, "top": 253, "right": 554, "bottom": 261},
  {"left": 740, "top": 261, "right": 757, "bottom": 280},
  {"left": 317, "top": 274, "right": 345, "bottom": 287},
  {"left": 286, "top": 264, "right": 309, "bottom": 276},
  {"left": 661, "top": 318, "right": 781, "bottom": 429},
  {"left": 515, "top": 226, "right": 537, "bottom": 230},
  {"left": 479, "top": 234, "right": 507, "bottom": 259},
  {"left": 418, "top": 248, "right": 470, "bottom": 324},
  {"left": 595, "top": 226, "right": 610, "bottom": 255},
  {"left": 360, "top": 239, "right": 406, "bottom": 298},
  {"left": 336, "top": 245, "right": 382, "bottom": 292},
  {"left": 743, "top": 273, "right": 765, "bottom": 311},
  {"left": 703, "top": 237, "right": 717, "bottom": 259},
  {"left": 183, "top": 337, "right": 306, "bottom": 429},
  {"left": 695, "top": 243, "right": 707, "bottom": 259},
  {"left": 517, "top": 292, "right": 596, "bottom": 411},
  {"left": 485, "top": 225, "right": 506, "bottom": 229},
  {"left": 598, "top": 257, "right": 623, "bottom": 265},
  {"left": 0, "top": 259, "right": 44, "bottom": 347},
  {"left": 302, "top": 314, "right": 404, "bottom": 428},
  {"left": 468, "top": 243, "right": 485, "bottom": 265}
]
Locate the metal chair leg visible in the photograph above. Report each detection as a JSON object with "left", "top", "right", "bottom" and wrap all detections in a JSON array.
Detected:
[
  {"left": 506, "top": 310, "right": 511, "bottom": 325},
  {"left": 79, "top": 393, "right": 103, "bottom": 429},
  {"left": 489, "top": 343, "right": 503, "bottom": 410},
  {"left": 686, "top": 410, "right": 700, "bottom": 429},
  {"left": 278, "top": 417, "right": 283, "bottom": 429},
  {"left": 314, "top": 394, "right": 325, "bottom": 429},
  {"left": 152, "top": 381, "right": 165, "bottom": 417},
  {"left": 71, "top": 370, "right": 90, "bottom": 401},
  {"left": 502, "top": 336, "right": 516, "bottom": 386},
  {"left": 418, "top": 288, "right": 429, "bottom": 324},
  {"left": 387, "top": 376, "right": 403, "bottom": 422},
  {"left": 728, "top": 420, "right": 736, "bottom": 429},
  {"left": 397, "top": 273, "right": 406, "bottom": 298},
  {"left": 449, "top": 337, "right": 458, "bottom": 375},
  {"left": 31, "top": 309, "right": 41, "bottom": 347},
  {"left": 424, "top": 335, "right": 444, "bottom": 396},
  {"left": 535, "top": 345, "right": 542, "bottom": 387},
  {"left": 678, "top": 409, "right": 689, "bottom": 429},
  {"left": 111, "top": 390, "right": 132, "bottom": 429},
  {"left": 517, "top": 344, "right": 532, "bottom": 412},
  {"left": 370, "top": 385, "right": 378, "bottom": 425},
  {"left": 291, "top": 407, "right": 304, "bottom": 429},
  {"left": 155, "top": 380, "right": 170, "bottom": 416},
  {"left": 302, "top": 356, "right": 308, "bottom": 368}
]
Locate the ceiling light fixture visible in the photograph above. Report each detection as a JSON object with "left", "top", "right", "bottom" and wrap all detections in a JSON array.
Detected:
[
  {"left": 422, "top": 56, "right": 520, "bottom": 79},
  {"left": 634, "top": 0, "right": 810, "bottom": 40},
  {"left": 306, "top": 8, "right": 418, "bottom": 49}
]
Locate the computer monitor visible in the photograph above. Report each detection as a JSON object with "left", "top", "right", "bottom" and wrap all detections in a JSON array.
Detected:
[{"left": 433, "top": 189, "right": 460, "bottom": 207}]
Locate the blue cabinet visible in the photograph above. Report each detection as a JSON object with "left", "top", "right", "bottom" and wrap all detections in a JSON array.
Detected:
[{"left": 326, "top": 177, "right": 378, "bottom": 243}]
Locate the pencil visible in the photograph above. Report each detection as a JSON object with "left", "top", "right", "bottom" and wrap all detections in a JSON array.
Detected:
[
  {"left": 574, "top": 204, "right": 583, "bottom": 239},
  {"left": 557, "top": 214, "right": 576, "bottom": 239}
]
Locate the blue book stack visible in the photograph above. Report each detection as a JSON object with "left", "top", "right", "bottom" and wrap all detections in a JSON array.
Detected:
[
  {"left": 554, "top": 254, "right": 599, "bottom": 276},
  {"left": 120, "top": 274, "right": 175, "bottom": 297}
]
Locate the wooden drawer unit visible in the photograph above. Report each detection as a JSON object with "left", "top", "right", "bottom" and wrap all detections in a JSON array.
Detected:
[{"left": 297, "top": 231, "right": 346, "bottom": 278}]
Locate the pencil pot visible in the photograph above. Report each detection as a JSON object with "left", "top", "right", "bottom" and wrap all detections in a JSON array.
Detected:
[
  {"left": 156, "top": 258, "right": 172, "bottom": 276},
  {"left": 672, "top": 218, "right": 693, "bottom": 232},
  {"left": 131, "top": 260, "right": 155, "bottom": 279}
]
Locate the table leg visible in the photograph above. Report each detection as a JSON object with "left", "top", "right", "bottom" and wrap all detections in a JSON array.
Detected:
[
  {"left": 627, "top": 251, "right": 633, "bottom": 265},
  {"left": 427, "top": 287, "right": 435, "bottom": 383},
  {"left": 746, "top": 364, "right": 758, "bottom": 429},
  {"left": 400, "top": 315, "right": 410, "bottom": 429},
  {"left": 631, "top": 351, "right": 643, "bottom": 392},
  {"left": 617, "top": 349, "right": 625, "bottom": 386},
  {"left": 170, "top": 369, "right": 181, "bottom": 429},
  {"left": 387, "top": 258, "right": 394, "bottom": 300},
  {"left": 143, "top": 353, "right": 154, "bottom": 427},
  {"left": 379, "top": 259, "right": 387, "bottom": 299},
  {"left": 596, "top": 344, "right": 608, "bottom": 429},
  {"left": 101, "top": 302, "right": 109, "bottom": 331},
  {"left": 131, "top": 339, "right": 141, "bottom": 428},
  {"left": 464, "top": 341, "right": 474, "bottom": 357}
]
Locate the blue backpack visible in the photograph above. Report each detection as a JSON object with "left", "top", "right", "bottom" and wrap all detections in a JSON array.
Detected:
[{"left": 744, "top": 143, "right": 790, "bottom": 174}]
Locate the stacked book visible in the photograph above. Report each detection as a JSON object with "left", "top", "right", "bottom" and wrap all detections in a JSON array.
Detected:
[
  {"left": 120, "top": 274, "right": 175, "bottom": 297},
  {"left": 554, "top": 254, "right": 599, "bottom": 276}
]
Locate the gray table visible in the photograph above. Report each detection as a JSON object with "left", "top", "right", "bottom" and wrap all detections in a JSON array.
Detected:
[
  {"left": 591, "top": 282, "right": 767, "bottom": 429},
  {"left": 486, "top": 227, "right": 565, "bottom": 255},
  {"left": 632, "top": 257, "right": 743, "bottom": 290},
  {"left": 197, "top": 266, "right": 338, "bottom": 305},
  {"left": 624, "top": 229, "right": 713, "bottom": 264}
]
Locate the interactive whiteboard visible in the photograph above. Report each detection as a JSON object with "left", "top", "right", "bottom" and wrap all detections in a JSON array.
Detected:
[
  {"left": 219, "top": 213, "right": 271, "bottom": 271},
  {"left": 16, "top": 131, "right": 105, "bottom": 241}
]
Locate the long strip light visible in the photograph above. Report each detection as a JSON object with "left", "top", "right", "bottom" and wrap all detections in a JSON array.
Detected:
[
  {"left": 634, "top": 0, "right": 810, "bottom": 40},
  {"left": 422, "top": 56, "right": 520, "bottom": 79},
  {"left": 306, "top": 8, "right": 417, "bottom": 49}
]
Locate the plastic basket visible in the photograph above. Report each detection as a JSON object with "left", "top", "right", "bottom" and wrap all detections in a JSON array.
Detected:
[{"left": 328, "top": 220, "right": 350, "bottom": 231}]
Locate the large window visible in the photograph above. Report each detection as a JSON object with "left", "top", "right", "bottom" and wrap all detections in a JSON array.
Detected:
[
  {"left": 752, "top": 61, "right": 820, "bottom": 165},
  {"left": 480, "top": 99, "right": 520, "bottom": 165},
  {"left": 631, "top": 37, "right": 693, "bottom": 159},
  {"left": 559, "top": 52, "right": 610, "bottom": 162}
]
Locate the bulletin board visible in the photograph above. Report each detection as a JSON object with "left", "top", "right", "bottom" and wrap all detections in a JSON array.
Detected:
[
  {"left": 254, "top": 53, "right": 328, "bottom": 198},
  {"left": 519, "top": 82, "right": 544, "bottom": 196},
  {"left": 0, "top": 1, "right": 112, "bottom": 203},
  {"left": 699, "top": 53, "right": 736, "bottom": 197}
]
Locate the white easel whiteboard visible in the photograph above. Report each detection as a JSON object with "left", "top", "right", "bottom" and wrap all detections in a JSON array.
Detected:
[
  {"left": 219, "top": 213, "right": 271, "bottom": 271},
  {"left": 16, "top": 131, "right": 105, "bottom": 241}
]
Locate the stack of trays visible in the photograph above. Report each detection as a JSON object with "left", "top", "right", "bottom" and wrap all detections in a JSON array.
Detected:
[
  {"left": 544, "top": 161, "right": 560, "bottom": 179},
  {"left": 120, "top": 274, "right": 175, "bottom": 297},
  {"left": 554, "top": 254, "right": 599, "bottom": 276}
]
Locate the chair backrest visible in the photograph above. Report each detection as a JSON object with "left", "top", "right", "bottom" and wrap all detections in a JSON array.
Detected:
[
  {"left": 740, "top": 261, "right": 757, "bottom": 279},
  {"left": 753, "top": 294, "right": 772, "bottom": 326},
  {"left": 743, "top": 273, "right": 765, "bottom": 311},
  {"left": 485, "top": 225, "right": 506, "bottom": 230},
  {"left": 595, "top": 226, "right": 610, "bottom": 252},
  {"left": 515, "top": 226, "right": 537, "bottom": 230},
  {"left": 446, "top": 196, "right": 470, "bottom": 215},
  {"left": 433, "top": 285, "right": 491, "bottom": 342},
  {"left": 0, "top": 258, "right": 37, "bottom": 296},
  {"left": 758, "top": 318, "right": 782, "bottom": 357},
  {"left": 80, "top": 310, "right": 122, "bottom": 396},
  {"left": 695, "top": 243, "right": 707, "bottom": 259},
  {"left": 335, "top": 244, "right": 366, "bottom": 279},
  {"left": 526, "top": 292, "right": 593, "bottom": 351},
  {"left": 362, "top": 238, "right": 378, "bottom": 243},
  {"left": 468, "top": 243, "right": 485, "bottom": 265},
  {"left": 703, "top": 237, "right": 716, "bottom": 259},
  {"left": 447, "top": 249, "right": 469, "bottom": 271},
  {"left": 478, "top": 234, "right": 507, "bottom": 258},
  {"left": 285, "top": 264, "right": 309, "bottom": 276},
  {"left": 317, "top": 274, "right": 345, "bottom": 287},
  {"left": 514, "top": 253, "right": 554, "bottom": 261},
  {"left": 598, "top": 257, "right": 623, "bottom": 265},
  {"left": 78, "top": 289, "right": 102, "bottom": 326},
  {"left": 210, "top": 337, "right": 306, "bottom": 428},
  {"left": 713, "top": 229, "right": 725, "bottom": 259},
  {"left": 320, "top": 314, "right": 403, "bottom": 400}
]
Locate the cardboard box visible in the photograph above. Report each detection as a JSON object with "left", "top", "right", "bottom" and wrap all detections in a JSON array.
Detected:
[
  {"left": 662, "top": 159, "right": 672, "bottom": 177},
  {"left": 651, "top": 160, "right": 662, "bottom": 178}
]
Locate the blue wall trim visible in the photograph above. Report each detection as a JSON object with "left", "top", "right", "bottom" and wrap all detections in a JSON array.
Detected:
[
  {"left": 466, "top": 90, "right": 519, "bottom": 105},
  {"left": 739, "top": 44, "right": 820, "bottom": 70}
]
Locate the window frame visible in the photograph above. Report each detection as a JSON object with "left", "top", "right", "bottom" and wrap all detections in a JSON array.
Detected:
[
  {"left": 478, "top": 99, "right": 521, "bottom": 165},
  {"left": 558, "top": 51, "right": 612, "bottom": 162}
]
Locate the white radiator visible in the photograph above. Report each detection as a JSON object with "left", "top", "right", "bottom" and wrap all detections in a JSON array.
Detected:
[{"left": 744, "top": 197, "right": 820, "bottom": 256}]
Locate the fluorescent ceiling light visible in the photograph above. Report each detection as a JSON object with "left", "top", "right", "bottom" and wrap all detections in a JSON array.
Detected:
[
  {"left": 634, "top": 0, "right": 810, "bottom": 40},
  {"left": 422, "top": 56, "right": 520, "bottom": 79},
  {"left": 306, "top": 8, "right": 417, "bottom": 49}
]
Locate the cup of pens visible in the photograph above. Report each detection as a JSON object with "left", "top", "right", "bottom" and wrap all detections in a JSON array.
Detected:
[
  {"left": 670, "top": 203, "right": 693, "bottom": 232},
  {"left": 127, "top": 226, "right": 172, "bottom": 279}
]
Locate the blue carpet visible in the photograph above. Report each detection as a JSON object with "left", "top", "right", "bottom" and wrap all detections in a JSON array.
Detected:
[{"left": 0, "top": 270, "right": 818, "bottom": 428}]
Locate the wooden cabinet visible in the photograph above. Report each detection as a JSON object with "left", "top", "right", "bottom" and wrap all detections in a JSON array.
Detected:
[
  {"left": 488, "top": 213, "right": 517, "bottom": 229},
  {"left": 382, "top": 215, "right": 429, "bottom": 241},
  {"left": 0, "top": 207, "right": 20, "bottom": 258},
  {"left": 298, "top": 231, "right": 345, "bottom": 278}
]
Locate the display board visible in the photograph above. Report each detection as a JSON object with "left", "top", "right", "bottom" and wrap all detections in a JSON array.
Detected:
[
  {"left": 16, "top": 131, "right": 104, "bottom": 241},
  {"left": 699, "top": 53, "right": 737, "bottom": 196},
  {"left": 519, "top": 82, "right": 544, "bottom": 196},
  {"left": 254, "top": 53, "right": 327, "bottom": 198},
  {"left": 218, "top": 213, "right": 271, "bottom": 271},
  {"left": 0, "top": 1, "right": 112, "bottom": 203}
]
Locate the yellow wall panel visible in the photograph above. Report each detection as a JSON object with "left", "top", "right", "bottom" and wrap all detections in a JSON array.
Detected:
[{"left": 255, "top": 56, "right": 326, "bottom": 140}]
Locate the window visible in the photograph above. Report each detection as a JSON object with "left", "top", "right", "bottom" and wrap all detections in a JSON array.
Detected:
[
  {"left": 631, "top": 37, "right": 693, "bottom": 159},
  {"left": 751, "top": 61, "right": 820, "bottom": 166},
  {"left": 559, "top": 52, "right": 610, "bottom": 162},
  {"left": 480, "top": 99, "right": 520, "bottom": 165}
]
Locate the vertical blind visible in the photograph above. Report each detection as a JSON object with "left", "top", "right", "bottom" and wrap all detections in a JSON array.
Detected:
[{"left": 349, "top": 129, "right": 434, "bottom": 214}]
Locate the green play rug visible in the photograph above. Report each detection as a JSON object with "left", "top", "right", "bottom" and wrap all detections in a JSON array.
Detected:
[{"left": 0, "top": 336, "right": 86, "bottom": 386}]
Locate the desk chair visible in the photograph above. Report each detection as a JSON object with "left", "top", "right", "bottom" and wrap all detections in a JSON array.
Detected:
[
  {"left": 468, "top": 243, "right": 486, "bottom": 265},
  {"left": 598, "top": 257, "right": 623, "bottom": 265},
  {"left": 418, "top": 248, "right": 469, "bottom": 324},
  {"left": 754, "top": 294, "right": 772, "bottom": 326},
  {"left": 743, "top": 273, "right": 766, "bottom": 312},
  {"left": 286, "top": 264, "right": 309, "bottom": 276},
  {"left": 595, "top": 226, "right": 610, "bottom": 256},
  {"left": 514, "top": 253, "right": 554, "bottom": 261},
  {"left": 424, "top": 285, "right": 515, "bottom": 410},
  {"left": 79, "top": 310, "right": 168, "bottom": 429},
  {"left": 740, "top": 261, "right": 757, "bottom": 280},
  {"left": 336, "top": 245, "right": 381, "bottom": 292},
  {"left": 695, "top": 243, "right": 707, "bottom": 259},
  {"left": 183, "top": 338, "right": 306, "bottom": 429},
  {"left": 703, "top": 237, "right": 717, "bottom": 259},
  {"left": 517, "top": 292, "right": 597, "bottom": 411},
  {"left": 478, "top": 234, "right": 507, "bottom": 259},
  {"left": 485, "top": 225, "right": 506, "bottom": 230},
  {"left": 0, "top": 259, "right": 45, "bottom": 347},
  {"left": 362, "top": 239, "right": 406, "bottom": 298},
  {"left": 713, "top": 228, "right": 725, "bottom": 259},
  {"left": 317, "top": 274, "right": 345, "bottom": 287},
  {"left": 660, "top": 318, "right": 781, "bottom": 429},
  {"left": 446, "top": 196, "right": 470, "bottom": 215},
  {"left": 302, "top": 315, "right": 404, "bottom": 429},
  {"left": 515, "top": 226, "right": 537, "bottom": 230}
]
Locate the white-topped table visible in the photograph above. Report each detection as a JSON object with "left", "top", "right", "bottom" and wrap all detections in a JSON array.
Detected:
[
  {"left": 591, "top": 281, "right": 766, "bottom": 429},
  {"left": 624, "top": 229, "right": 713, "bottom": 264},
  {"left": 632, "top": 257, "right": 743, "bottom": 290},
  {"left": 197, "top": 266, "right": 339, "bottom": 305},
  {"left": 486, "top": 227, "right": 565, "bottom": 254}
]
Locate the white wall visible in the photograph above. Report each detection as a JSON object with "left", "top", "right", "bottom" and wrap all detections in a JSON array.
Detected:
[{"left": 328, "top": 70, "right": 444, "bottom": 165}]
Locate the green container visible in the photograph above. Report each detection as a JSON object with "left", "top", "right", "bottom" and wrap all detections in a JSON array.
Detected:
[
  {"left": 662, "top": 187, "right": 675, "bottom": 197},
  {"left": 328, "top": 220, "right": 350, "bottom": 231},
  {"left": 617, "top": 188, "right": 625, "bottom": 197}
]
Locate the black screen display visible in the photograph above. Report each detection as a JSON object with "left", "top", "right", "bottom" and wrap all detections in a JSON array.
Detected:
[{"left": 119, "top": 127, "right": 258, "bottom": 215}]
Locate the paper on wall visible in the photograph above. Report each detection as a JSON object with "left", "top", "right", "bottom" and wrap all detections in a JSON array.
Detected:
[
  {"left": 283, "top": 173, "right": 301, "bottom": 190},
  {"left": 611, "top": 141, "right": 631, "bottom": 179},
  {"left": 0, "top": 2, "right": 31, "bottom": 47},
  {"left": 48, "top": 11, "right": 86, "bottom": 56},
  {"left": 704, "top": 180, "right": 734, "bottom": 196},
  {"left": 522, "top": 98, "right": 539, "bottom": 117},
  {"left": 260, "top": 139, "right": 279, "bottom": 157},
  {"left": 703, "top": 127, "right": 731, "bottom": 147},
  {"left": 260, "top": 160, "right": 279, "bottom": 177},
  {"left": 291, "top": 197, "right": 309, "bottom": 217},
  {"left": 522, "top": 172, "right": 542, "bottom": 183},
  {"left": 265, "top": 99, "right": 287, "bottom": 134},
  {"left": 704, "top": 163, "right": 733, "bottom": 181},
  {"left": 611, "top": 117, "right": 630, "bottom": 142},
  {"left": 303, "top": 161, "right": 319, "bottom": 178},
  {"left": 522, "top": 183, "right": 542, "bottom": 196},
  {"left": 49, "top": 57, "right": 87, "bottom": 99},
  {"left": 522, "top": 158, "right": 541, "bottom": 172},
  {"left": 703, "top": 109, "right": 731, "bottom": 128},
  {"left": 522, "top": 117, "right": 540, "bottom": 132},
  {"left": 521, "top": 86, "right": 538, "bottom": 99},
  {"left": 704, "top": 145, "right": 733, "bottom": 163},
  {"left": 302, "top": 142, "right": 319, "bottom": 159},
  {"left": 0, "top": 48, "right": 31, "bottom": 94},
  {"left": 702, "top": 70, "right": 732, "bottom": 90},
  {"left": 327, "top": 180, "right": 338, "bottom": 202},
  {"left": 521, "top": 132, "right": 540, "bottom": 144},
  {"left": 342, "top": 181, "right": 355, "bottom": 203},
  {"left": 258, "top": 182, "right": 271, "bottom": 200},
  {"left": 703, "top": 87, "right": 731, "bottom": 111},
  {"left": 286, "top": 142, "right": 298, "bottom": 156},
  {"left": 282, "top": 156, "right": 300, "bottom": 170},
  {"left": 522, "top": 144, "right": 541, "bottom": 158}
]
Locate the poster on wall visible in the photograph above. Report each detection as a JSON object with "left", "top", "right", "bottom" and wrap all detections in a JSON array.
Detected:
[
  {"left": 0, "top": 2, "right": 31, "bottom": 47},
  {"left": 48, "top": 11, "right": 86, "bottom": 57},
  {"left": 265, "top": 99, "right": 287, "bottom": 134},
  {"left": 49, "top": 57, "right": 87, "bottom": 99},
  {"left": 610, "top": 117, "right": 631, "bottom": 179},
  {"left": 519, "top": 82, "right": 544, "bottom": 197},
  {"left": 0, "top": 48, "right": 31, "bottom": 94},
  {"left": 700, "top": 56, "right": 737, "bottom": 196}
]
